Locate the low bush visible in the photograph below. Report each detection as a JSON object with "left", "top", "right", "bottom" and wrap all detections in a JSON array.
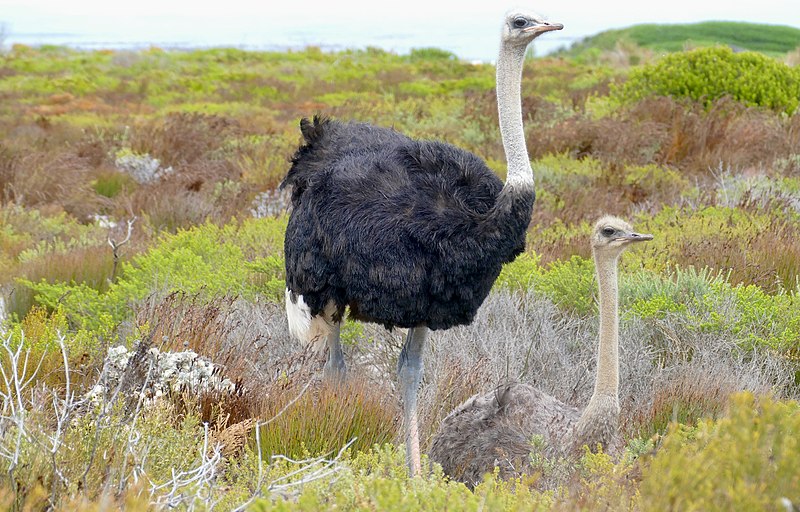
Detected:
[
  {"left": 22, "top": 216, "right": 288, "bottom": 330},
  {"left": 616, "top": 46, "right": 800, "bottom": 114},
  {"left": 639, "top": 392, "right": 800, "bottom": 510}
]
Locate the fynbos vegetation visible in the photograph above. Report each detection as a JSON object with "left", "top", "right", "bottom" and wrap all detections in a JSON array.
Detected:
[{"left": 0, "top": 26, "right": 798, "bottom": 510}]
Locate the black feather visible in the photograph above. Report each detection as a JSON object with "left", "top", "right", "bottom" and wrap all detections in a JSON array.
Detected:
[{"left": 283, "top": 117, "right": 535, "bottom": 331}]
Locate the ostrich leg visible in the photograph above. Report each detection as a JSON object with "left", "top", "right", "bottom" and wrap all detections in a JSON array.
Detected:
[
  {"left": 324, "top": 322, "right": 346, "bottom": 380},
  {"left": 398, "top": 325, "right": 428, "bottom": 475}
]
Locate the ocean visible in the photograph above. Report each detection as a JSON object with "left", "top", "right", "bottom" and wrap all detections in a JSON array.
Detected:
[{"left": 2, "top": 15, "right": 579, "bottom": 62}]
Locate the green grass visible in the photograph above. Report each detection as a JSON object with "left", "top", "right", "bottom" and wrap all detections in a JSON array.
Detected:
[{"left": 559, "top": 21, "right": 800, "bottom": 58}]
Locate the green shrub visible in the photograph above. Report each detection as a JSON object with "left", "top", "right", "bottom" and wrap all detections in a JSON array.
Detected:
[
  {"left": 639, "top": 392, "right": 800, "bottom": 511},
  {"left": 1, "top": 306, "right": 105, "bottom": 391},
  {"left": 495, "top": 253, "right": 543, "bottom": 291},
  {"left": 22, "top": 216, "right": 288, "bottom": 330},
  {"left": 622, "top": 164, "right": 690, "bottom": 200},
  {"left": 20, "top": 280, "right": 119, "bottom": 332},
  {"left": 623, "top": 266, "right": 800, "bottom": 353},
  {"left": 1, "top": 205, "right": 113, "bottom": 320},
  {"left": 2, "top": 398, "right": 208, "bottom": 508},
  {"left": 616, "top": 46, "right": 800, "bottom": 114},
  {"left": 536, "top": 255, "right": 596, "bottom": 315},
  {"left": 560, "top": 22, "right": 800, "bottom": 58},
  {"left": 407, "top": 47, "right": 458, "bottom": 62},
  {"left": 701, "top": 281, "right": 800, "bottom": 352},
  {"left": 252, "top": 443, "right": 555, "bottom": 511},
  {"left": 91, "top": 169, "right": 135, "bottom": 198},
  {"left": 623, "top": 266, "right": 723, "bottom": 319}
]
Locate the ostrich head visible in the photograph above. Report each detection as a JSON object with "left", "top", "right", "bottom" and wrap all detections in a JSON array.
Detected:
[
  {"left": 592, "top": 216, "right": 653, "bottom": 258},
  {"left": 501, "top": 10, "right": 563, "bottom": 47}
]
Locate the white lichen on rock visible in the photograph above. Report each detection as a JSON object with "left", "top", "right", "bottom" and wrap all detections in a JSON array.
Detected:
[
  {"left": 114, "top": 148, "right": 174, "bottom": 184},
  {"left": 88, "top": 344, "right": 235, "bottom": 403}
]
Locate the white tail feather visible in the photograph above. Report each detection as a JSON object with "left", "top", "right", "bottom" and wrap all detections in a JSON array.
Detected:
[{"left": 285, "top": 289, "right": 335, "bottom": 353}]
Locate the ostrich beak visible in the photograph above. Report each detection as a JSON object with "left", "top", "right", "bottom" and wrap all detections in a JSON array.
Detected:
[
  {"left": 525, "top": 22, "right": 564, "bottom": 34},
  {"left": 621, "top": 232, "right": 654, "bottom": 243}
]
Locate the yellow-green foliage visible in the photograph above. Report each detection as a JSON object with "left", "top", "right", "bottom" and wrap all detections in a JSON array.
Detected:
[
  {"left": 0, "top": 307, "right": 106, "bottom": 393},
  {"left": 703, "top": 281, "right": 800, "bottom": 352},
  {"left": 617, "top": 46, "right": 800, "bottom": 114},
  {"left": 495, "top": 253, "right": 595, "bottom": 315},
  {"left": 535, "top": 256, "right": 596, "bottom": 315},
  {"left": 54, "top": 403, "right": 205, "bottom": 500},
  {"left": 624, "top": 266, "right": 800, "bottom": 352},
  {"left": 623, "top": 164, "right": 690, "bottom": 199},
  {"left": 0, "top": 205, "right": 108, "bottom": 274},
  {"left": 494, "top": 253, "right": 542, "bottom": 291},
  {"left": 23, "top": 215, "right": 288, "bottom": 330},
  {"left": 497, "top": 246, "right": 800, "bottom": 351},
  {"left": 0, "top": 393, "right": 209, "bottom": 508},
  {"left": 639, "top": 392, "right": 800, "bottom": 510},
  {"left": 90, "top": 169, "right": 136, "bottom": 198},
  {"left": 252, "top": 444, "right": 555, "bottom": 511},
  {"left": 1, "top": 205, "right": 113, "bottom": 319}
]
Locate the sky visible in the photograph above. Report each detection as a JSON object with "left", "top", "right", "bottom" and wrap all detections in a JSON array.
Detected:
[{"left": 2, "top": 0, "right": 799, "bottom": 61}]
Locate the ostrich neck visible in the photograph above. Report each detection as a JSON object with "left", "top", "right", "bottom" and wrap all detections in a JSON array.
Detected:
[
  {"left": 496, "top": 42, "right": 533, "bottom": 190},
  {"left": 592, "top": 251, "right": 619, "bottom": 398}
]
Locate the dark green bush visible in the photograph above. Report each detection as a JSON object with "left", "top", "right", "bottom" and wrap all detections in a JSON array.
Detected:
[{"left": 617, "top": 46, "right": 800, "bottom": 114}]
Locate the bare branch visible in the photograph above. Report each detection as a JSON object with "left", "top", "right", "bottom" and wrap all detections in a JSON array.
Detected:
[{"left": 108, "top": 216, "right": 137, "bottom": 283}]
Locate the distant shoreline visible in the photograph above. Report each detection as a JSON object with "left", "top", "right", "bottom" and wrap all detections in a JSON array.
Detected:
[{"left": 2, "top": 32, "right": 575, "bottom": 62}]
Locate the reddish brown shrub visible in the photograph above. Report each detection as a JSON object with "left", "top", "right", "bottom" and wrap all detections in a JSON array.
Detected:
[
  {"left": 528, "top": 114, "right": 668, "bottom": 165},
  {"left": 129, "top": 112, "right": 241, "bottom": 167},
  {"left": 527, "top": 96, "right": 797, "bottom": 176}
]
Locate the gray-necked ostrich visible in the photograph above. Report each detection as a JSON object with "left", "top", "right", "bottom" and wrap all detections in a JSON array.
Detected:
[
  {"left": 280, "top": 11, "right": 563, "bottom": 476},
  {"left": 428, "top": 216, "right": 653, "bottom": 486}
]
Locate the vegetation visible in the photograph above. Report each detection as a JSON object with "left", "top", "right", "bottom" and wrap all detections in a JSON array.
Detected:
[
  {"left": 616, "top": 46, "right": 800, "bottom": 114},
  {"left": 0, "top": 26, "right": 799, "bottom": 510},
  {"left": 558, "top": 21, "right": 800, "bottom": 59}
]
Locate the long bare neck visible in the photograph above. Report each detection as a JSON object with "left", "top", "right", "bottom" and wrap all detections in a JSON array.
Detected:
[
  {"left": 592, "top": 250, "right": 619, "bottom": 398},
  {"left": 496, "top": 41, "right": 533, "bottom": 189}
]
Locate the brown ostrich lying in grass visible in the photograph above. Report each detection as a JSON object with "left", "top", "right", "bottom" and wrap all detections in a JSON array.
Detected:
[{"left": 428, "top": 216, "right": 653, "bottom": 486}]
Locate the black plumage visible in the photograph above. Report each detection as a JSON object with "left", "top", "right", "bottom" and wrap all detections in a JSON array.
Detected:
[{"left": 282, "top": 116, "right": 535, "bottom": 331}]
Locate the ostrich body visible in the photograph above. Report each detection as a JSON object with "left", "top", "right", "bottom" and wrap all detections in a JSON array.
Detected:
[
  {"left": 281, "top": 11, "right": 563, "bottom": 475},
  {"left": 428, "top": 217, "right": 653, "bottom": 486}
]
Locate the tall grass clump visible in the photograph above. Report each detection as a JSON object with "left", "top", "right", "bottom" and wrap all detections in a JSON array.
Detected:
[{"left": 255, "top": 378, "right": 398, "bottom": 460}]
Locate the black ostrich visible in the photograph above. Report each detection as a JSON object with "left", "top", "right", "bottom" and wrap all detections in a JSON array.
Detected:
[{"left": 281, "top": 10, "right": 563, "bottom": 475}]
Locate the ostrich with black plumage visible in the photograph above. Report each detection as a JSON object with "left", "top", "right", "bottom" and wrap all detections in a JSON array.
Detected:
[{"left": 280, "top": 10, "right": 563, "bottom": 476}]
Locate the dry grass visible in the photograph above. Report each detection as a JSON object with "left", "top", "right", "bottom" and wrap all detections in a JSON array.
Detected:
[
  {"left": 527, "top": 97, "right": 797, "bottom": 175},
  {"left": 128, "top": 112, "right": 241, "bottom": 168},
  {"left": 130, "top": 293, "right": 384, "bottom": 441},
  {"left": 1, "top": 151, "right": 97, "bottom": 215},
  {"left": 213, "top": 289, "right": 795, "bottom": 454},
  {"left": 132, "top": 291, "right": 401, "bottom": 459},
  {"left": 412, "top": 290, "right": 796, "bottom": 449}
]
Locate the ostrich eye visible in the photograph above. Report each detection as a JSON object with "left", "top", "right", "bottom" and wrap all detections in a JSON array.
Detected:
[
  {"left": 513, "top": 17, "right": 528, "bottom": 28},
  {"left": 601, "top": 227, "right": 616, "bottom": 236}
]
